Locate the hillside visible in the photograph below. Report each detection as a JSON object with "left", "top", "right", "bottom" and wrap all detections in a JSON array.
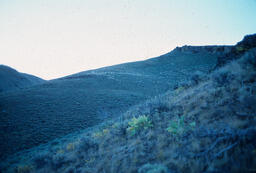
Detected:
[
  {"left": 0, "top": 46, "right": 224, "bottom": 160},
  {"left": 0, "top": 34, "right": 255, "bottom": 173},
  {"left": 0, "top": 65, "right": 45, "bottom": 93}
]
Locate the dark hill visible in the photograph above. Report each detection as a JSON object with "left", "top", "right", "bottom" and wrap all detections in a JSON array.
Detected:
[
  {"left": 0, "top": 65, "right": 45, "bottom": 93},
  {"left": 0, "top": 46, "right": 223, "bottom": 160},
  {"left": 0, "top": 34, "right": 255, "bottom": 173}
]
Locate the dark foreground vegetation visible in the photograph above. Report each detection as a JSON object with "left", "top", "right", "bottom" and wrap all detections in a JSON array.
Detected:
[{"left": 1, "top": 34, "right": 256, "bottom": 173}]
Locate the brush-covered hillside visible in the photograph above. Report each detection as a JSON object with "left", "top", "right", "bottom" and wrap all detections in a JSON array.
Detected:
[
  {"left": 0, "top": 45, "right": 224, "bottom": 160},
  {"left": 0, "top": 35, "right": 256, "bottom": 173},
  {"left": 0, "top": 65, "right": 45, "bottom": 93},
  {"left": 0, "top": 34, "right": 256, "bottom": 173}
]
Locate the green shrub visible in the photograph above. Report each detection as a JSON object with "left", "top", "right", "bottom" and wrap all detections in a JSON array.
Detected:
[
  {"left": 92, "top": 128, "right": 109, "bottom": 138},
  {"left": 138, "top": 163, "right": 169, "bottom": 173},
  {"left": 175, "top": 86, "right": 185, "bottom": 94},
  {"left": 236, "top": 46, "right": 245, "bottom": 52},
  {"left": 127, "top": 115, "right": 153, "bottom": 136},
  {"left": 236, "top": 46, "right": 248, "bottom": 52},
  {"left": 166, "top": 115, "right": 196, "bottom": 135},
  {"left": 16, "top": 164, "right": 33, "bottom": 173},
  {"left": 66, "top": 142, "right": 76, "bottom": 151}
]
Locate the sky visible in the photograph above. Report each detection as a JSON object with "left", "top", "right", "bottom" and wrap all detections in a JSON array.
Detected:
[{"left": 0, "top": 0, "right": 256, "bottom": 80}]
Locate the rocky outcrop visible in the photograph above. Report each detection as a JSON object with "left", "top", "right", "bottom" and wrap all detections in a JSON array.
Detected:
[
  {"left": 174, "top": 45, "right": 232, "bottom": 55},
  {"left": 173, "top": 33, "right": 256, "bottom": 69},
  {"left": 215, "top": 33, "right": 256, "bottom": 68},
  {"left": 236, "top": 33, "right": 256, "bottom": 50}
]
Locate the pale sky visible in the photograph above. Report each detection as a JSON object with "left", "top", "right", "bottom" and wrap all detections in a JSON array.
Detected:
[{"left": 0, "top": 0, "right": 256, "bottom": 80}]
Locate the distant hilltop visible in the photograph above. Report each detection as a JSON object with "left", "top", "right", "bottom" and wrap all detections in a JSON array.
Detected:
[
  {"left": 0, "top": 65, "right": 45, "bottom": 93},
  {"left": 174, "top": 45, "right": 232, "bottom": 54},
  {"left": 174, "top": 33, "right": 256, "bottom": 67},
  {"left": 174, "top": 33, "right": 256, "bottom": 55},
  {"left": 1, "top": 33, "right": 255, "bottom": 94}
]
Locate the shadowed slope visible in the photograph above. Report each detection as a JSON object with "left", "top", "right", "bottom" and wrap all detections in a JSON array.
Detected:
[
  {"left": 0, "top": 65, "right": 45, "bottom": 93},
  {"left": 0, "top": 48, "right": 221, "bottom": 160}
]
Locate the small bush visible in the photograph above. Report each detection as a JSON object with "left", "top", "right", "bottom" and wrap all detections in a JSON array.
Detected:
[
  {"left": 174, "top": 86, "right": 185, "bottom": 94},
  {"left": 92, "top": 131, "right": 103, "bottom": 138},
  {"left": 66, "top": 142, "right": 76, "bottom": 151},
  {"left": 236, "top": 46, "right": 246, "bottom": 52},
  {"left": 51, "top": 153, "right": 72, "bottom": 171},
  {"left": 32, "top": 152, "right": 51, "bottom": 169},
  {"left": 92, "top": 128, "right": 110, "bottom": 138},
  {"left": 127, "top": 115, "right": 153, "bottom": 136},
  {"left": 16, "top": 164, "right": 33, "bottom": 173},
  {"left": 190, "top": 71, "right": 207, "bottom": 85},
  {"left": 77, "top": 137, "right": 98, "bottom": 153},
  {"left": 56, "top": 149, "right": 65, "bottom": 154},
  {"left": 138, "top": 163, "right": 169, "bottom": 173},
  {"left": 166, "top": 116, "right": 196, "bottom": 135},
  {"left": 212, "top": 70, "right": 235, "bottom": 87}
]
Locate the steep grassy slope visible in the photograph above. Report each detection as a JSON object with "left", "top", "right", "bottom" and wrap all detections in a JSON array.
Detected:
[
  {"left": 0, "top": 65, "right": 45, "bottom": 93},
  {"left": 0, "top": 48, "right": 221, "bottom": 160},
  {"left": 1, "top": 39, "right": 255, "bottom": 173}
]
